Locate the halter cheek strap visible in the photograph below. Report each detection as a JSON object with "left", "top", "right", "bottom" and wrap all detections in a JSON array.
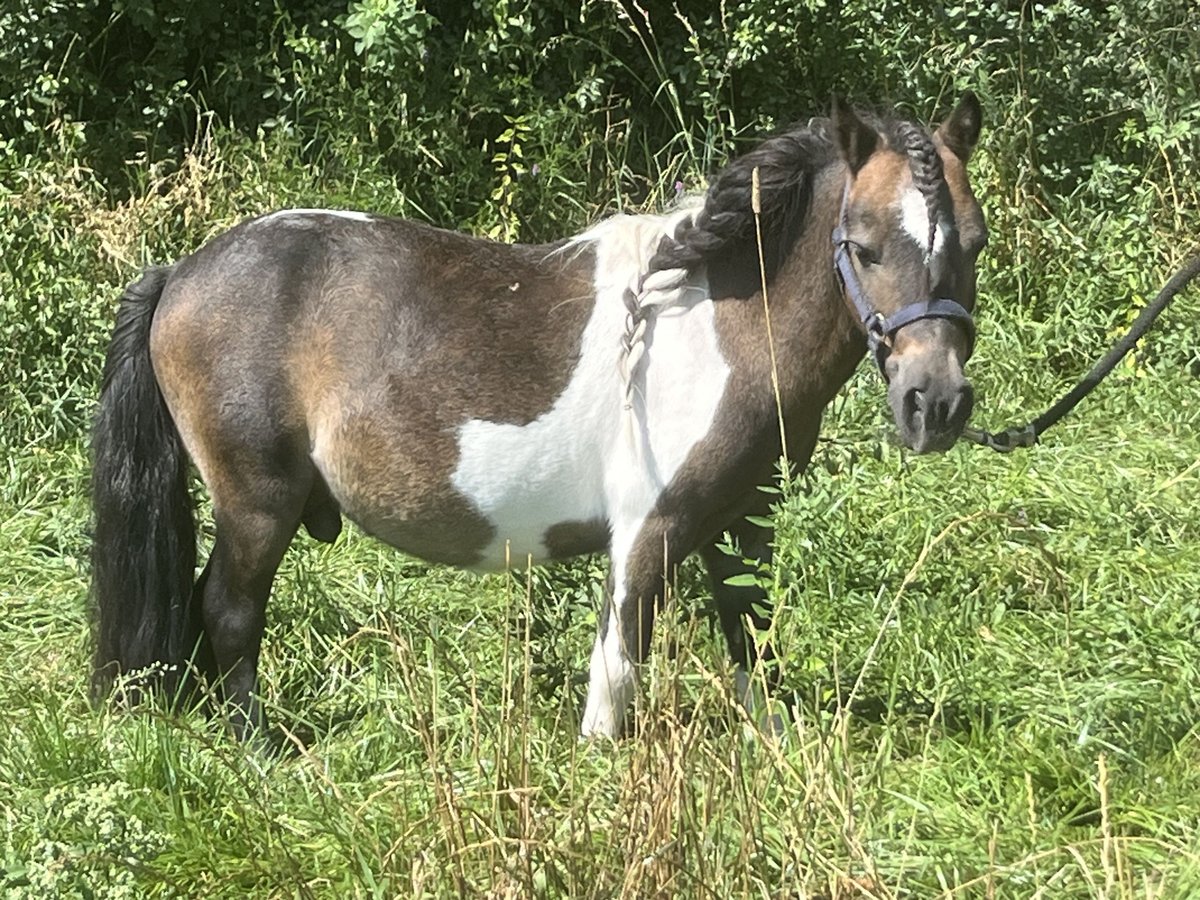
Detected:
[{"left": 832, "top": 182, "right": 976, "bottom": 375}]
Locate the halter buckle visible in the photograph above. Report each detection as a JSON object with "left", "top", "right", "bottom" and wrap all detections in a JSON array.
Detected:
[{"left": 864, "top": 311, "right": 888, "bottom": 342}]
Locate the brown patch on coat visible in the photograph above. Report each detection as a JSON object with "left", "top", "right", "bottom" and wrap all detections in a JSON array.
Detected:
[
  {"left": 594, "top": 167, "right": 864, "bottom": 661},
  {"left": 640, "top": 167, "right": 864, "bottom": 561}
]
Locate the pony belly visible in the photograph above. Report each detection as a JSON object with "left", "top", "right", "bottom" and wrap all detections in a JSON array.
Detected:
[
  {"left": 313, "top": 428, "right": 609, "bottom": 570},
  {"left": 450, "top": 421, "right": 610, "bottom": 571},
  {"left": 466, "top": 512, "right": 609, "bottom": 572}
]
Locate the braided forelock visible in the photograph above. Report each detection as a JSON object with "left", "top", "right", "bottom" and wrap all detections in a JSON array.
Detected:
[{"left": 892, "top": 121, "right": 944, "bottom": 257}]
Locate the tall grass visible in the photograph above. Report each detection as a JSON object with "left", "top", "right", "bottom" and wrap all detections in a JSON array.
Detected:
[{"left": 3, "top": 388, "right": 1198, "bottom": 896}]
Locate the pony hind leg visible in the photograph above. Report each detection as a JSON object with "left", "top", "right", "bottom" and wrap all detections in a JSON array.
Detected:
[{"left": 193, "top": 460, "right": 313, "bottom": 741}]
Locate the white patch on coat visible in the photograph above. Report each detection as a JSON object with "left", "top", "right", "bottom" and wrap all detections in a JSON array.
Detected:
[
  {"left": 451, "top": 208, "right": 726, "bottom": 573},
  {"left": 586, "top": 211, "right": 729, "bottom": 737},
  {"left": 450, "top": 294, "right": 621, "bottom": 570},
  {"left": 898, "top": 188, "right": 948, "bottom": 257},
  {"left": 448, "top": 209, "right": 730, "bottom": 737},
  {"left": 256, "top": 208, "right": 374, "bottom": 225}
]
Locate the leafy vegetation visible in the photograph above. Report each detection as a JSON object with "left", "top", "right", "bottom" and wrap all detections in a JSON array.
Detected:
[{"left": 1, "top": 1, "right": 1198, "bottom": 896}]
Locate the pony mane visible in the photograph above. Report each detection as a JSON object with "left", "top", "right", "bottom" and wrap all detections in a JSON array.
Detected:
[
  {"left": 616, "top": 109, "right": 947, "bottom": 404},
  {"left": 645, "top": 111, "right": 946, "bottom": 286},
  {"left": 644, "top": 119, "right": 837, "bottom": 292}
]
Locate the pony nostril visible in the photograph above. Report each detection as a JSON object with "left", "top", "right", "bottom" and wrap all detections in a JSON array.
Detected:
[
  {"left": 904, "top": 387, "right": 924, "bottom": 427},
  {"left": 906, "top": 384, "right": 973, "bottom": 437}
]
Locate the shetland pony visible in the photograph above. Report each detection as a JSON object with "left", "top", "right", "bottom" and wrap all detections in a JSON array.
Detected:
[{"left": 92, "top": 96, "right": 985, "bottom": 739}]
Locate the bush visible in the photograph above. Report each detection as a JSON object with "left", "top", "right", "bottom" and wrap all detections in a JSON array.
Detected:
[{"left": 3, "top": 1, "right": 1197, "bottom": 445}]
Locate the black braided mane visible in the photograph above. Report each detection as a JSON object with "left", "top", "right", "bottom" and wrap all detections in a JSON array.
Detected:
[
  {"left": 645, "top": 121, "right": 836, "bottom": 299},
  {"left": 644, "top": 111, "right": 946, "bottom": 298}
]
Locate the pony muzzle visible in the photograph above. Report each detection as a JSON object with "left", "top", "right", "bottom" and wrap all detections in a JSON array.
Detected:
[
  {"left": 895, "top": 377, "right": 974, "bottom": 452},
  {"left": 885, "top": 318, "right": 975, "bottom": 453}
]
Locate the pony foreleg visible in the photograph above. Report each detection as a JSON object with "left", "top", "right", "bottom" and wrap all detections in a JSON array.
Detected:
[
  {"left": 701, "top": 513, "right": 777, "bottom": 676},
  {"left": 701, "top": 517, "right": 783, "bottom": 735},
  {"left": 580, "top": 584, "right": 638, "bottom": 739},
  {"left": 580, "top": 521, "right": 679, "bottom": 739},
  {"left": 700, "top": 525, "right": 787, "bottom": 734}
]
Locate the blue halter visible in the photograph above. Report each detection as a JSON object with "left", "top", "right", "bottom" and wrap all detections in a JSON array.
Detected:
[{"left": 832, "top": 179, "right": 976, "bottom": 376}]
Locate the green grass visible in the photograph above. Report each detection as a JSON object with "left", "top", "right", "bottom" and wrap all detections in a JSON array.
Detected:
[{"left": 2, "top": 121, "right": 1199, "bottom": 898}]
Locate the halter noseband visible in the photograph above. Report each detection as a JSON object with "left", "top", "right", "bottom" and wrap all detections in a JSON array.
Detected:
[{"left": 832, "top": 179, "right": 976, "bottom": 375}]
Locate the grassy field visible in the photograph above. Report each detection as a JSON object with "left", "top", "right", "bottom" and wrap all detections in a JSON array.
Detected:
[{"left": 2, "top": 114, "right": 1199, "bottom": 898}]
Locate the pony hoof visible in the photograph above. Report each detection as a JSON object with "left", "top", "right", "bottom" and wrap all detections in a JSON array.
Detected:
[{"left": 578, "top": 719, "right": 624, "bottom": 743}]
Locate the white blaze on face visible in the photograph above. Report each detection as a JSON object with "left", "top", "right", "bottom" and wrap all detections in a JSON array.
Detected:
[{"left": 898, "top": 187, "right": 948, "bottom": 258}]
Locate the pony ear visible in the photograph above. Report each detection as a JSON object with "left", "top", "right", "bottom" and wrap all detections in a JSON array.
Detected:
[
  {"left": 936, "top": 92, "right": 983, "bottom": 162},
  {"left": 832, "top": 97, "right": 879, "bottom": 175}
]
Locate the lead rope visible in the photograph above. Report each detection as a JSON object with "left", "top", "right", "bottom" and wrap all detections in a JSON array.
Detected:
[{"left": 963, "top": 253, "right": 1200, "bottom": 452}]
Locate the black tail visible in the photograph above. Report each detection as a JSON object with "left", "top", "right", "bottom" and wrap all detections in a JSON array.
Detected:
[{"left": 91, "top": 266, "right": 197, "bottom": 702}]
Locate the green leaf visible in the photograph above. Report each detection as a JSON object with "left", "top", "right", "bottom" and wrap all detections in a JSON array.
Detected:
[{"left": 723, "top": 573, "right": 762, "bottom": 587}]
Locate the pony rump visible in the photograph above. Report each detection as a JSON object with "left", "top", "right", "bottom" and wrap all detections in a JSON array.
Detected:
[{"left": 90, "top": 265, "right": 197, "bottom": 703}]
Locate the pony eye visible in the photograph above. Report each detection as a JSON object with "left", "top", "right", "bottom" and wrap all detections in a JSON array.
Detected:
[{"left": 854, "top": 245, "right": 880, "bottom": 267}]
